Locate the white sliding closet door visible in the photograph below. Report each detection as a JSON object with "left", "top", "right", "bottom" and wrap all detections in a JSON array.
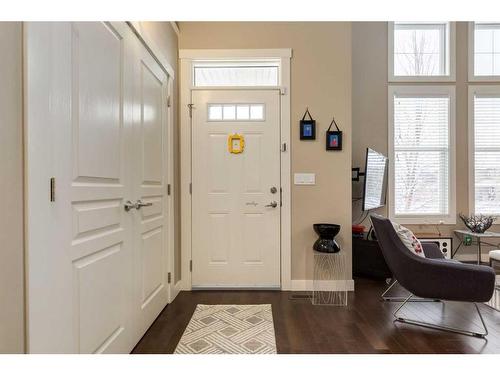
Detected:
[{"left": 25, "top": 22, "right": 171, "bottom": 354}]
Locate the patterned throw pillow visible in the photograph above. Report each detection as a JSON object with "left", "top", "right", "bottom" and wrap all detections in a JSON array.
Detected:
[{"left": 391, "top": 222, "right": 425, "bottom": 258}]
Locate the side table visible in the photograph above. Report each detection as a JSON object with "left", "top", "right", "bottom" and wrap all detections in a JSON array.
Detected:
[
  {"left": 312, "top": 250, "right": 348, "bottom": 306},
  {"left": 453, "top": 229, "right": 500, "bottom": 264}
]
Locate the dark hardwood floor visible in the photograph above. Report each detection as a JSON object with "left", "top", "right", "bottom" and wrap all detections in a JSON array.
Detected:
[{"left": 132, "top": 278, "right": 500, "bottom": 354}]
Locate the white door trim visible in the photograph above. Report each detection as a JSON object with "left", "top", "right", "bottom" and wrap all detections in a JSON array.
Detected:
[
  {"left": 179, "top": 49, "right": 292, "bottom": 59},
  {"left": 180, "top": 49, "right": 292, "bottom": 291},
  {"left": 165, "top": 76, "right": 176, "bottom": 303}
]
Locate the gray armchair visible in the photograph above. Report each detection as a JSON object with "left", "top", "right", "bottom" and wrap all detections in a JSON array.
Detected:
[
  {"left": 371, "top": 214, "right": 496, "bottom": 338},
  {"left": 381, "top": 241, "right": 447, "bottom": 302}
]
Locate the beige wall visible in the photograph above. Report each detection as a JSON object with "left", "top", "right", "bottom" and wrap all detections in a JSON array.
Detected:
[
  {"left": 135, "top": 22, "right": 182, "bottom": 282},
  {"left": 0, "top": 22, "right": 24, "bottom": 353},
  {"left": 179, "top": 22, "right": 353, "bottom": 280},
  {"left": 352, "top": 22, "right": 499, "bottom": 258}
]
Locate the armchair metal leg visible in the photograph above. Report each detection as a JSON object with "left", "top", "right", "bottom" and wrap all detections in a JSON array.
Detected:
[
  {"left": 393, "top": 293, "right": 489, "bottom": 338},
  {"left": 381, "top": 280, "right": 439, "bottom": 302}
]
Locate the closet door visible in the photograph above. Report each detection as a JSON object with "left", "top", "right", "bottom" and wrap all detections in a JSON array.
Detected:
[
  {"left": 130, "top": 41, "right": 170, "bottom": 342},
  {"left": 26, "top": 22, "right": 136, "bottom": 353}
]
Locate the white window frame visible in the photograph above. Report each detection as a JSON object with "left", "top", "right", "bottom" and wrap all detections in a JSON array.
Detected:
[
  {"left": 207, "top": 103, "right": 266, "bottom": 122},
  {"left": 179, "top": 49, "right": 292, "bottom": 291},
  {"left": 388, "top": 22, "right": 456, "bottom": 82},
  {"left": 468, "top": 22, "right": 500, "bottom": 82},
  {"left": 468, "top": 85, "right": 500, "bottom": 215},
  {"left": 192, "top": 60, "right": 281, "bottom": 87},
  {"left": 388, "top": 85, "right": 456, "bottom": 224}
]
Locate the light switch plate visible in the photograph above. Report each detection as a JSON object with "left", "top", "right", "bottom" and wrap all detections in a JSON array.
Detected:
[{"left": 294, "top": 173, "right": 316, "bottom": 185}]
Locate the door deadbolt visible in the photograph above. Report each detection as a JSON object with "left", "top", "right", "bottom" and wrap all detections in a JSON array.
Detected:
[
  {"left": 270, "top": 186, "right": 278, "bottom": 194},
  {"left": 265, "top": 201, "right": 278, "bottom": 208}
]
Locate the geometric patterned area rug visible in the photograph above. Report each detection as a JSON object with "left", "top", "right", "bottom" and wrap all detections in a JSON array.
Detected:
[{"left": 174, "top": 304, "right": 277, "bottom": 354}]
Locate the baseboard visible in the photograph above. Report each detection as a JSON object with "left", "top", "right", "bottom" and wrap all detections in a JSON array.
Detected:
[
  {"left": 170, "top": 280, "right": 183, "bottom": 302},
  {"left": 176, "top": 279, "right": 355, "bottom": 292},
  {"left": 290, "top": 279, "right": 355, "bottom": 292}
]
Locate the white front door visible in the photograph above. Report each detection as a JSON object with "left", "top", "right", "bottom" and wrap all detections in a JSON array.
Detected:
[{"left": 192, "top": 89, "right": 281, "bottom": 288}]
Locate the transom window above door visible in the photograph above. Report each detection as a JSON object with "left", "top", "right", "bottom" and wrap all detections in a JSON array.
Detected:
[
  {"left": 208, "top": 104, "right": 265, "bottom": 121},
  {"left": 388, "top": 22, "right": 455, "bottom": 81},
  {"left": 193, "top": 61, "right": 280, "bottom": 87}
]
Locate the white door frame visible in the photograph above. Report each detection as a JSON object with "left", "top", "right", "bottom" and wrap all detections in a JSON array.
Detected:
[{"left": 179, "top": 49, "right": 292, "bottom": 290}]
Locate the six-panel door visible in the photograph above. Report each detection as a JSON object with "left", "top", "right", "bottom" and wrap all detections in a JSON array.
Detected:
[{"left": 192, "top": 90, "right": 281, "bottom": 288}]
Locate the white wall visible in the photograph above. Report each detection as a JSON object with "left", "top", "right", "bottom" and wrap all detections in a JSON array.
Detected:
[{"left": 0, "top": 22, "right": 24, "bottom": 353}]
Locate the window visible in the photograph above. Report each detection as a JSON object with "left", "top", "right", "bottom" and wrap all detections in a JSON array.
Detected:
[
  {"left": 388, "top": 22, "right": 455, "bottom": 81},
  {"left": 388, "top": 86, "right": 456, "bottom": 224},
  {"left": 208, "top": 104, "right": 265, "bottom": 121},
  {"left": 469, "top": 86, "right": 500, "bottom": 215},
  {"left": 469, "top": 22, "right": 500, "bottom": 79},
  {"left": 193, "top": 61, "right": 279, "bottom": 87}
]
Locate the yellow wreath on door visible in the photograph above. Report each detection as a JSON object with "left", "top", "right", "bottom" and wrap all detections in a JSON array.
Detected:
[{"left": 228, "top": 133, "right": 245, "bottom": 154}]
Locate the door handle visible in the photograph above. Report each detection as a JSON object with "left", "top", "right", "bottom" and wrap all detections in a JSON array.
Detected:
[
  {"left": 265, "top": 201, "right": 278, "bottom": 208},
  {"left": 124, "top": 200, "right": 136, "bottom": 212},
  {"left": 136, "top": 200, "right": 153, "bottom": 209}
]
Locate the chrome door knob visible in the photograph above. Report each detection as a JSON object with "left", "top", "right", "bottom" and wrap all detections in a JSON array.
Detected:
[
  {"left": 265, "top": 201, "right": 278, "bottom": 208},
  {"left": 136, "top": 200, "right": 153, "bottom": 209}
]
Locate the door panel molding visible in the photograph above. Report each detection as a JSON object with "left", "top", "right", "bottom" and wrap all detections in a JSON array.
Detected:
[{"left": 25, "top": 21, "right": 175, "bottom": 353}]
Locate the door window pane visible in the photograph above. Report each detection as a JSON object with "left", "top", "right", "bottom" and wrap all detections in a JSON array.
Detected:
[
  {"left": 208, "top": 104, "right": 266, "bottom": 122},
  {"left": 223, "top": 105, "right": 236, "bottom": 120},
  {"left": 250, "top": 105, "right": 265, "bottom": 120},
  {"left": 208, "top": 105, "right": 223, "bottom": 120},
  {"left": 236, "top": 105, "right": 250, "bottom": 120}
]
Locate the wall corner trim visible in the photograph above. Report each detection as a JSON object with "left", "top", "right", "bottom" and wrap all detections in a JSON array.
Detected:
[{"left": 127, "top": 21, "right": 176, "bottom": 79}]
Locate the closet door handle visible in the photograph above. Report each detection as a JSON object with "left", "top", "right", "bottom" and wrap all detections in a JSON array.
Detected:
[
  {"left": 136, "top": 200, "right": 153, "bottom": 209},
  {"left": 124, "top": 200, "right": 136, "bottom": 212}
]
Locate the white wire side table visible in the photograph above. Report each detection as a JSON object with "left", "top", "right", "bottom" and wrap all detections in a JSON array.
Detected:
[{"left": 312, "top": 250, "right": 348, "bottom": 306}]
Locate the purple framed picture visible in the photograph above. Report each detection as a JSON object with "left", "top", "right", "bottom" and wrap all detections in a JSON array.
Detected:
[{"left": 326, "top": 131, "right": 342, "bottom": 151}]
